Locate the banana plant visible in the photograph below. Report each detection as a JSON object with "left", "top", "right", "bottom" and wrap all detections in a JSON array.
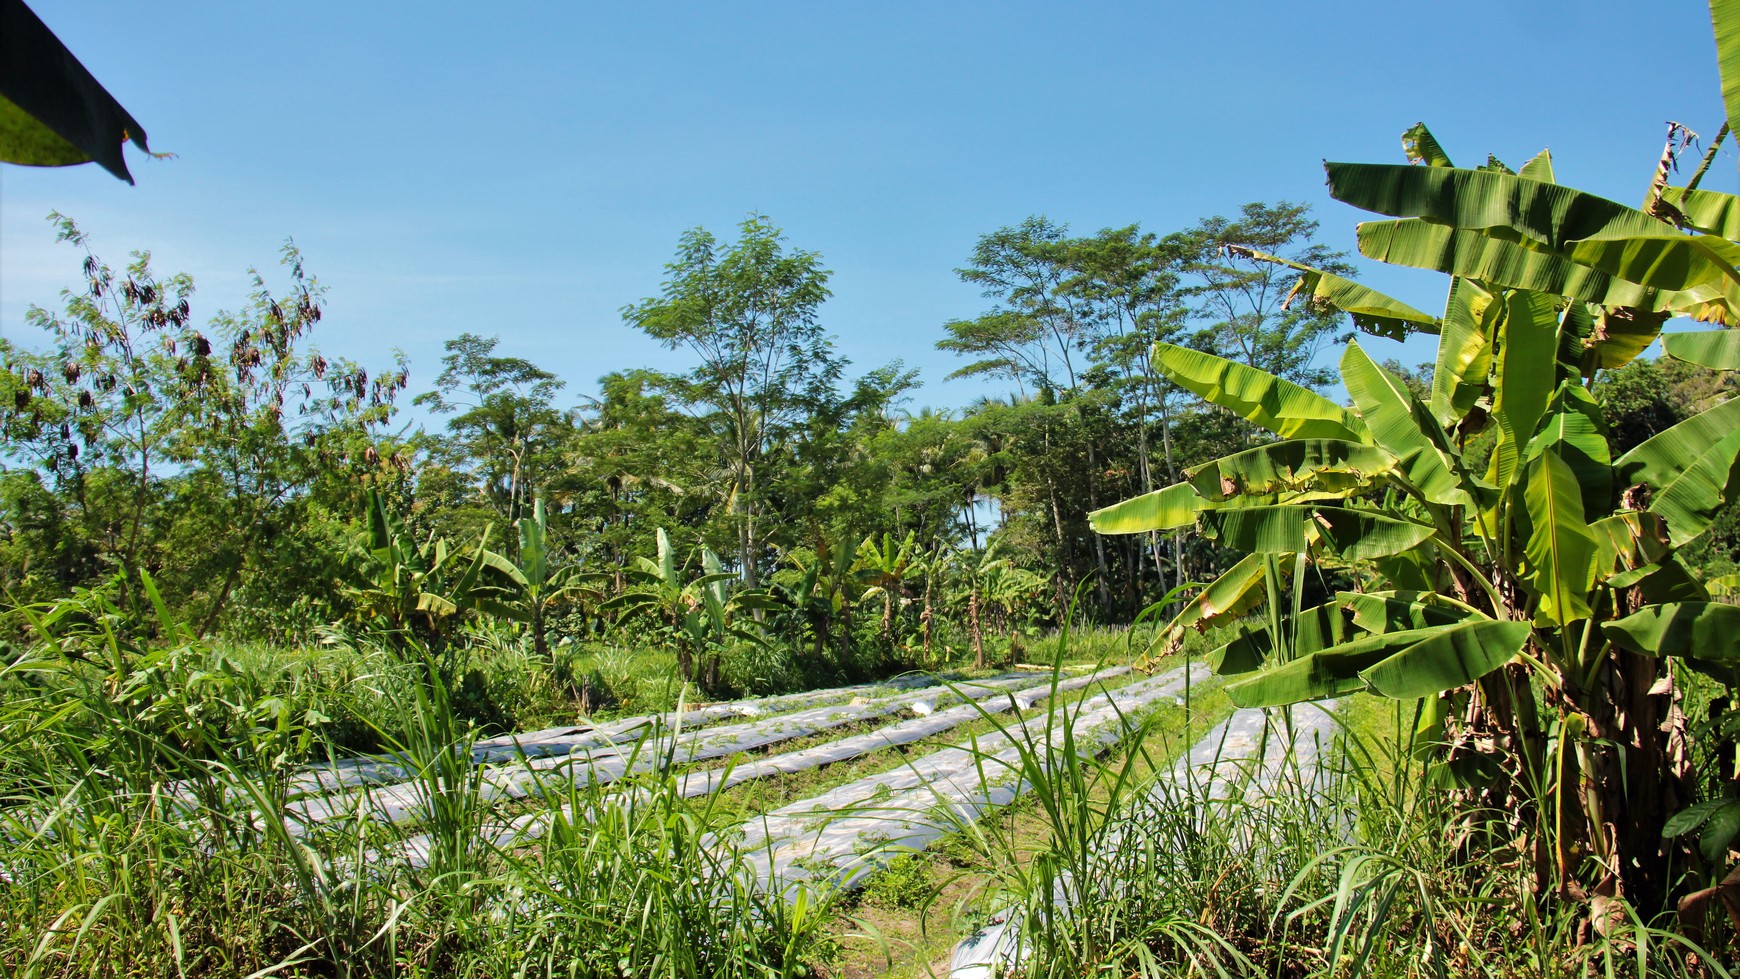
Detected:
[
  {"left": 499, "top": 498, "right": 604, "bottom": 659},
  {"left": 978, "top": 559, "right": 1048, "bottom": 666},
  {"left": 766, "top": 532, "right": 860, "bottom": 670},
  {"left": 855, "top": 530, "right": 920, "bottom": 649},
  {"left": 606, "top": 527, "right": 774, "bottom": 690},
  {"left": 345, "top": 489, "right": 519, "bottom": 662},
  {"left": 951, "top": 541, "right": 1012, "bottom": 670},
  {"left": 1090, "top": 115, "right": 1740, "bottom": 915}
]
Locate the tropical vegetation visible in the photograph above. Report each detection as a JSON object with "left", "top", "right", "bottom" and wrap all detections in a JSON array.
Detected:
[{"left": 7, "top": 2, "right": 1740, "bottom": 975}]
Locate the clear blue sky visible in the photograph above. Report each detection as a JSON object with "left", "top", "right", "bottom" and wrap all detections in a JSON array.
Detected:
[{"left": 1, "top": 0, "right": 1729, "bottom": 419}]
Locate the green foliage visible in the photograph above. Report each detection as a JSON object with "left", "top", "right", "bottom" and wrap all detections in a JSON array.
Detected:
[
  {"left": 344, "top": 489, "right": 520, "bottom": 661},
  {"left": 860, "top": 852, "right": 939, "bottom": 910},
  {"left": 412, "top": 332, "right": 575, "bottom": 535},
  {"left": 1091, "top": 112, "right": 1740, "bottom": 922},
  {"left": 607, "top": 527, "right": 775, "bottom": 692},
  {"left": 622, "top": 215, "right": 845, "bottom": 589},
  {"left": 0, "top": 217, "right": 407, "bottom": 635}
]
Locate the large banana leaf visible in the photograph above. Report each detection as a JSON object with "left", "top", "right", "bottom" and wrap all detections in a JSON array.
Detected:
[
  {"left": 1199, "top": 506, "right": 1316, "bottom": 554},
  {"left": 1522, "top": 451, "right": 1598, "bottom": 625},
  {"left": 1488, "top": 291, "right": 1559, "bottom": 493},
  {"left": 1087, "top": 481, "right": 1200, "bottom": 534},
  {"left": 1565, "top": 227, "right": 1740, "bottom": 293},
  {"left": 1152, "top": 341, "right": 1370, "bottom": 442},
  {"left": 1182, "top": 439, "right": 1396, "bottom": 502},
  {"left": 1086, "top": 460, "right": 1371, "bottom": 534},
  {"left": 1340, "top": 591, "right": 1481, "bottom": 634},
  {"left": 1207, "top": 599, "right": 1354, "bottom": 676},
  {"left": 1604, "top": 557, "right": 1709, "bottom": 604},
  {"left": 1359, "top": 619, "right": 1533, "bottom": 699},
  {"left": 1714, "top": 0, "right": 1740, "bottom": 160},
  {"left": 1662, "top": 328, "right": 1740, "bottom": 370},
  {"left": 1605, "top": 601, "right": 1740, "bottom": 661},
  {"left": 1225, "top": 627, "right": 1449, "bottom": 707},
  {"left": 1341, "top": 341, "right": 1471, "bottom": 506},
  {"left": 1402, "top": 122, "right": 1453, "bottom": 168},
  {"left": 1660, "top": 186, "right": 1740, "bottom": 239},
  {"left": 1518, "top": 149, "right": 1555, "bottom": 184},
  {"left": 1208, "top": 622, "right": 1271, "bottom": 676},
  {"left": 1373, "top": 548, "right": 1442, "bottom": 591},
  {"left": 1326, "top": 163, "right": 1740, "bottom": 294},
  {"left": 1525, "top": 383, "right": 1612, "bottom": 516},
  {"left": 1226, "top": 244, "right": 1440, "bottom": 339},
  {"left": 1665, "top": 280, "right": 1740, "bottom": 326},
  {"left": 1589, "top": 511, "right": 1675, "bottom": 571},
  {"left": 1317, "top": 507, "right": 1438, "bottom": 559},
  {"left": 1355, "top": 219, "right": 1657, "bottom": 309},
  {"left": 1431, "top": 277, "right": 1495, "bottom": 425},
  {"left": 1586, "top": 306, "right": 1673, "bottom": 371},
  {"left": 1616, "top": 396, "right": 1740, "bottom": 488},
  {"left": 1200, "top": 505, "right": 1433, "bottom": 560},
  {"left": 1647, "top": 425, "right": 1740, "bottom": 547},
  {"left": 0, "top": 2, "right": 153, "bottom": 184},
  {"left": 1156, "top": 552, "right": 1271, "bottom": 649}
]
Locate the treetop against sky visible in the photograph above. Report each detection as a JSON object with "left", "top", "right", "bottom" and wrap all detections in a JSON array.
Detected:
[{"left": 0, "top": 0, "right": 1727, "bottom": 415}]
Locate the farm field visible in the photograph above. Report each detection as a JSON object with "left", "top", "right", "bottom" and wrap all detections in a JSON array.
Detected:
[{"left": 8, "top": 1, "right": 1740, "bottom": 975}]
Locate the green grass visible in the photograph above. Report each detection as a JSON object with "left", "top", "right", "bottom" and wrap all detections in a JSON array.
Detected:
[{"left": 5, "top": 602, "right": 1738, "bottom": 978}]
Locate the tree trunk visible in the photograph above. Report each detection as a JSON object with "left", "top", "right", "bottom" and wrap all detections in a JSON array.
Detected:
[
  {"left": 837, "top": 594, "right": 854, "bottom": 669},
  {"left": 1047, "top": 481, "right": 1071, "bottom": 609},
  {"left": 921, "top": 571, "right": 935, "bottom": 664},
  {"left": 1084, "top": 437, "right": 1111, "bottom": 613},
  {"left": 969, "top": 586, "right": 985, "bottom": 670}
]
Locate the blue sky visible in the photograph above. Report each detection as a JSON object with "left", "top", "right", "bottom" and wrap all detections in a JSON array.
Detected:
[{"left": 1, "top": 0, "right": 1729, "bottom": 420}]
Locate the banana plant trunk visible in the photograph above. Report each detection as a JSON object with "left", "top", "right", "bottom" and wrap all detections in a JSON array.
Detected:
[
  {"left": 703, "top": 649, "right": 721, "bottom": 694},
  {"left": 837, "top": 594, "right": 853, "bottom": 668},
  {"left": 1562, "top": 646, "right": 1696, "bottom": 918},
  {"left": 532, "top": 606, "right": 549, "bottom": 658},
  {"left": 673, "top": 610, "right": 693, "bottom": 685},
  {"left": 813, "top": 607, "right": 828, "bottom": 666}
]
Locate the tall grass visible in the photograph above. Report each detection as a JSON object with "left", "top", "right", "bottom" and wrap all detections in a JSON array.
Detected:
[
  {"left": 0, "top": 588, "right": 839, "bottom": 978},
  {"left": 952, "top": 679, "right": 1740, "bottom": 978},
  {"left": 5, "top": 580, "right": 1736, "bottom": 977}
]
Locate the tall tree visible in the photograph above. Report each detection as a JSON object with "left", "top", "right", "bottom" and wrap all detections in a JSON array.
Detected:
[
  {"left": 1178, "top": 201, "right": 1355, "bottom": 389},
  {"left": 412, "top": 333, "right": 572, "bottom": 537},
  {"left": 942, "top": 218, "right": 1100, "bottom": 604},
  {"left": 622, "top": 215, "right": 840, "bottom": 587},
  {"left": 938, "top": 216, "right": 1090, "bottom": 398},
  {"left": 0, "top": 216, "right": 405, "bottom": 631},
  {"left": 1063, "top": 226, "right": 1194, "bottom": 596}
]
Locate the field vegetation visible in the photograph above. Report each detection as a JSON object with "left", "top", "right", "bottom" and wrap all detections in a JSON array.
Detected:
[{"left": 10, "top": 4, "right": 1740, "bottom": 976}]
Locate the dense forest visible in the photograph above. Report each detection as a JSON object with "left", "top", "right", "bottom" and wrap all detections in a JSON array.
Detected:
[
  {"left": 0, "top": 205, "right": 1351, "bottom": 653},
  {"left": 5, "top": 204, "right": 1736, "bottom": 680}
]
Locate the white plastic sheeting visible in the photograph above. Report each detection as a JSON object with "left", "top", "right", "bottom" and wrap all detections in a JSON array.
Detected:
[
  {"left": 670, "top": 668, "right": 1131, "bottom": 800},
  {"left": 732, "top": 664, "right": 1208, "bottom": 903},
  {"left": 290, "top": 675, "right": 1040, "bottom": 830},
  {"left": 285, "top": 673, "right": 945, "bottom": 798},
  {"left": 388, "top": 671, "right": 1118, "bottom": 865}
]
